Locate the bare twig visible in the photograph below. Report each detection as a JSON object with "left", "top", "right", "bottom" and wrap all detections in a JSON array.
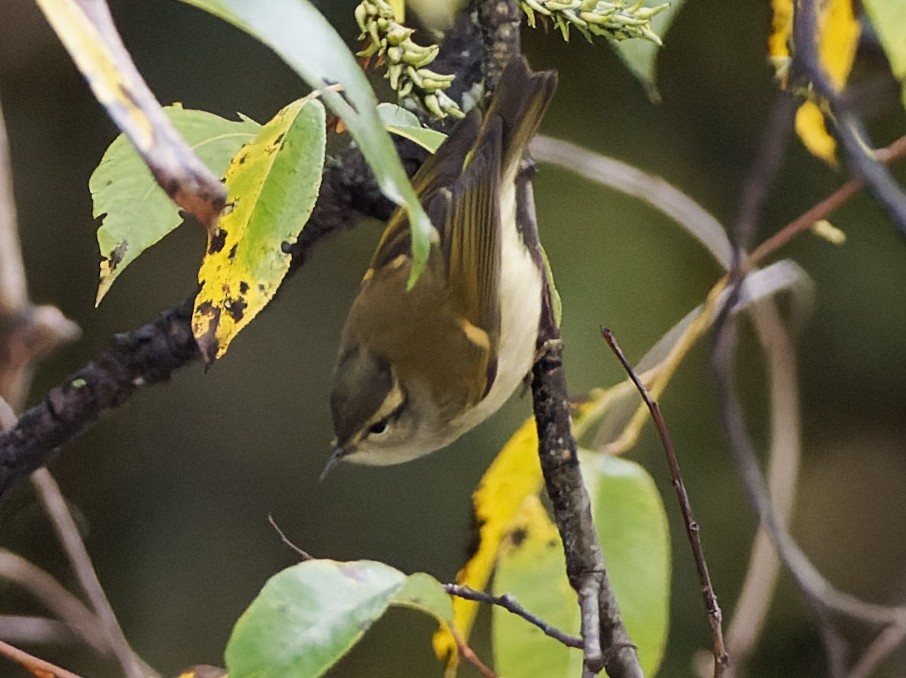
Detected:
[
  {"left": 0, "top": 639, "right": 85, "bottom": 678},
  {"left": 601, "top": 328, "right": 728, "bottom": 677},
  {"left": 0, "top": 616, "right": 80, "bottom": 645},
  {"left": 531, "top": 337, "right": 643, "bottom": 678},
  {"left": 721, "top": 301, "right": 802, "bottom": 678},
  {"left": 0, "top": 87, "right": 148, "bottom": 678},
  {"left": 0, "top": 549, "right": 108, "bottom": 653},
  {"left": 519, "top": 78, "right": 643, "bottom": 676},
  {"left": 267, "top": 514, "right": 314, "bottom": 560},
  {"left": 0, "top": 94, "right": 80, "bottom": 406},
  {"left": 848, "top": 623, "right": 906, "bottom": 678},
  {"left": 749, "top": 131, "right": 906, "bottom": 266},
  {"left": 0, "top": 100, "right": 26, "bottom": 314},
  {"left": 453, "top": 629, "right": 499, "bottom": 678},
  {"left": 444, "top": 583, "right": 583, "bottom": 649},
  {"left": 32, "top": 469, "right": 149, "bottom": 678}
]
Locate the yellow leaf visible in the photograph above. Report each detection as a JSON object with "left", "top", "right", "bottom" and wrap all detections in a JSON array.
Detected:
[
  {"left": 192, "top": 97, "right": 325, "bottom": 362},
  {"left": 818, "top": 0, "right": 860, "bottom": 91},
  {"left": 795, "top": 100, "right": 838, "bottom": 166},
  {"left": 176, "top": 667, "right": 227, "bottom": 678},
  {"left": 432, "top": 417, "right": 544, "bottom": 666},
  {"left": 770, "top": 0, "right": 860, "bottom": 164},
  {"left": 768, "top": 0, "right": 793, "bottom": 83}
]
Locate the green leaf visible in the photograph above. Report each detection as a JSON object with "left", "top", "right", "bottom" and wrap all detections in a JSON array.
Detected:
[
  {"left": 491, "top": 495, "right": 582, "bottom": 678},
  {"left": 91, "top": 106, "right": 260, "bottom": 303},
  {"left": 612, "top": 0, "right": 686, "bottom": 101},
  {"left": 864, "top": 0, "right": 906, "bottom": 109},
  {"left": 377, "top": 103, "right": 447, "bottom": 153},
  {"left": 192, "top": 96, "right": 326, "bottom": 363},
  {"left": 39, "top": 0, "right": 227, "bottom": 232},
  {"left": 583, "top": 452, "right": 671, "bottom": 676},
  {"left": 179, "top": 0, "right": 436, "bottom": 283},
  {"left": 226, "top": 560, "right": 454, "bottom": 678}
]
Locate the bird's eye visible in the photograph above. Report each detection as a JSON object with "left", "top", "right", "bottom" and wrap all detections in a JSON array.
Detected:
[{"left": 368, "top": 420, "right": 389, "bottom": 436}]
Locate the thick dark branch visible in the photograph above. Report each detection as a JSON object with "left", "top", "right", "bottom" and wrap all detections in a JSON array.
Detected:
[
  {"left": 0, "top": 299, "right": 198, "bottom": 495},
  {"left": 531, "top": 335, "right": 642, "bottom": 678}
]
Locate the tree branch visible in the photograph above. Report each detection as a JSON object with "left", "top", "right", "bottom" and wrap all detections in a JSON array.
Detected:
[
  {"left": 0, "top": 2, "right": 490, "bottom": 498},
  {"left": 444, "top": 583, "right": 583, "bottom": 649},
  {"left": 602, "top": 328, "right": 728, "bottom": 677},
  {"left": 530, "top": 333, "right": 642, "bottom": 677},
  {"left": 793, "top": 0, "right": 906, "bottom": 235},
  {"left": 711, "top": 44, "right": 906, "bottom": 676}
]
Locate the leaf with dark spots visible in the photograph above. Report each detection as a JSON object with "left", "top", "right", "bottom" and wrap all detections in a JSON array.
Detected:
[
  {"left": 192, "top": 301, "right": 221, "bottom": 365},
  {"left": 192, "top": 96, "right": 325, "bottom": 361},
  {"left": 92, "top": 106, "right": 261, "bottom": 304},
  {"left": 208, "top": 227, "right": 228, "bottom": 254},
  {"left": 107, "top": 241, "right": 128, "bottom": 268},
  {"left": 226, "top": 297, "right": 246, "bottom": 322},
  {"left": 509, "top": 527, "right": 528, "bottom": 548}
]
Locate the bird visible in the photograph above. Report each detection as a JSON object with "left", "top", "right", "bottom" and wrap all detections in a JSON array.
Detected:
[{"left": 325, "top": 56, "right": 557, "bottom": 475}]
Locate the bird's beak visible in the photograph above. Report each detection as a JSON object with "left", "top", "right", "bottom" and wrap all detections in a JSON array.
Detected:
[{"left": 320, "top": 444, "right": 351, "bottom": 481}]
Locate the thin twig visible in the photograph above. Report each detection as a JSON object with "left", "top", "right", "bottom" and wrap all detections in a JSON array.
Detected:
[
  {"left": 749, "top": 131, "right": 906, "bottom": 266},
  {"left": 32, "top": 469, "right": 150, "bottom": 678},
  {"left": 848, "top": 623, "right": 906, "bottom": 678},
  {"left": 444, "top": 583, "right": 584, "bottom": 649},
  {"left": 0, "top": 94, "right": 27, "bottom": 313},
  {"left": 453, "top": 629, "right": 498, "bottom": 678},
  {"left": 0, "top": 639, "right": 85, "bottom": 678},
  {"left": 0, "top": 549, "right": 108, "bottom": 653},
  {"left": 722, "top": 301, "right": 802, "bottom": 678},
  {"left": 267, "top": 514, "right": 314, "bottom": 560},
  {"left": 601, "top": 328, "right": 728, "bottom": 676},
  {"left": 0, "top": 616, "right": 80, "bottom": 645}
]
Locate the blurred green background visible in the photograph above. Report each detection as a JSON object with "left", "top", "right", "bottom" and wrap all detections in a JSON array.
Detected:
[{"left": 2, "top": 1, "right": 906, "bottom": 676}]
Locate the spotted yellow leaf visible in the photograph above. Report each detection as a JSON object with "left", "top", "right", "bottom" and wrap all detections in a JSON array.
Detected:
[
  {"left": 192, "top": 97, "right": 326, "bottom": 363},
  {"left": 432, "top": 417, "right": 544, "bottom": 667}
]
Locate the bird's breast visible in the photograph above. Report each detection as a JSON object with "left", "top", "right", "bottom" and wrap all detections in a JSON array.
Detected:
[{"left": 451, "top": 181, "right": 543, "bottom": 433}]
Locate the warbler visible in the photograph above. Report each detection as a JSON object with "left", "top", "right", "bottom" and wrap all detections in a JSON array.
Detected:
[{"left": 325, "top": 56, "right": 557, "bottom": 473}]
